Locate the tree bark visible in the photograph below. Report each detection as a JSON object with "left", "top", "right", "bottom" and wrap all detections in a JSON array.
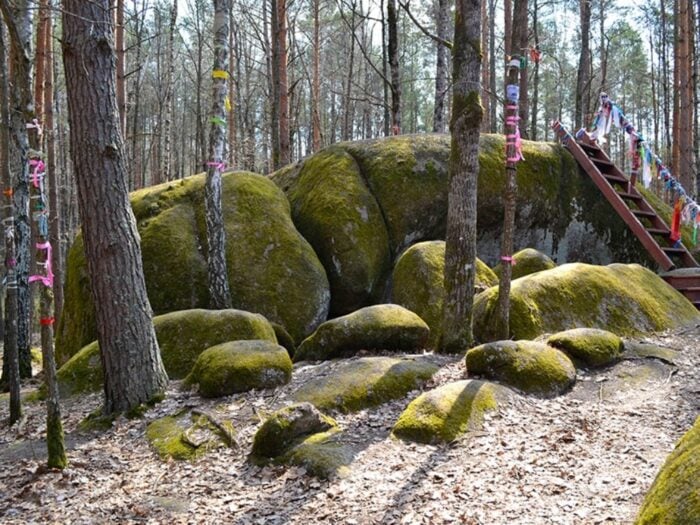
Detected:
[
  {"left": 205, "top": 0, "right": 234, "bottom": 309},
  {"left": 34, "top": 0, "right": 49, "bottom": 129},
  {"left": 530, "top": 0, "right": 539, "bottom": 140},
  {"left": 441, "top": 0, "right": 482, "bottom": 353},
  {"left": 163, "top": 0, "right": 177, "bottom": 181},
  {"left": 480, "top": 0, "right": 490, "bottom": 133},
  {"left": 116, "top": 0, "right": 126, "bottom": 135},
  {"left": 311, "top": 0, "right": 322, "bottom": 151},
  {"left": 277, "top": 0, "right": 290, "bottom": 165},
  {"left": 433, "top": 0, "right": 450, "bottom": 133},
  {"left": 575, "top": 0, "right": 591, "bottom": 129},
  {"left": 387, "top": 0, "right": 401, "bottom": 134},
  {"left": 488, "top": 0, "right": 496, "bottom": 132},
  {"left": 62, "top": 0, "right": 168, "bottom": 414}
]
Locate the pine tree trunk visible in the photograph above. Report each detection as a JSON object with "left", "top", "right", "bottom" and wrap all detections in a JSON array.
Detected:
[
  {"left": 163, "top": 0, "right": 177, "bottom": 181},
  {"left": 530, "top": 0, "right": 539, "bottom": 140},
  {"left": 433, "top": 0, "right": 449, "bottom": 133},
  {"left": 1, "top": 0, "right": 34, "bottom": 380},
  {"left": 34, "top": 0, "right": 49, "bottom": 128},
  {"left": 441, "top": 0, "right": 482, "bottom": 353},
  {"left": 277, "top": 0, "right": 290, "bottom": 166},
  {"left": 311, "top": 0, "right": 322, "bottom": 151},
  {"left": 0, "top": 20, "right": 20, "bottom": 418},
  {"left": 270, "top": 0, "right": 281, "bottom": 169},
  {"left": 342, "top": 8, "right": 356, "bottom": 141},
  {"left": 381, "top": 0, "right": 390, "bottom": 136},
  {"left": 116, "top": 0, "right": 126, "bottom": 135},
  {"left": 575, "top": 0, "right": 591, "bottom": 129},
  {"left": 227, "top": 3, "right": 237, "bottom": 168},
  {"left": 205, "top": 0, "right": 234, "bottom": 309},
  {"left": 517, "top": 5, "right": 528, "bottom": 138},
  {"left": 480, "top": 0, "right": 490, "bottom": 132},
  {"left": 62, "top": 0, "right": 168, "bottom": 414},
  {"left": 387, "top": 0, "right": 401, "bottom": 134},
  {"left": 488, "top": 0, "right": 496, "bottom": 132},
  {"left": 495, "top": 0, "right": 527, "bottom": 340}
]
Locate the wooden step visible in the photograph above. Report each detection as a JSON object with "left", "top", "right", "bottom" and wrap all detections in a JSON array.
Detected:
[
  {"left": 604, "top": 174, "right": 628, "bottom": 184},
  {"left": 646, "top": 228, "right": 671, "bottom": 236},
  {"left": 632, "top": 209, "right": 657, "bottom": 219},
  {"left": 578, "top": 142, "right": 600, "bottom": 153},
  {"left": 662, "top": 247, "right": 688, "bottom": 255},
  {"left": 663, "top": 274, "right": 700, "bottom": 289},
  {"left": 617, "top": 191, "right": 643, "bottom": 201},
  {"left": 675, "top": 287, "right": 700, "bottom": 302}
]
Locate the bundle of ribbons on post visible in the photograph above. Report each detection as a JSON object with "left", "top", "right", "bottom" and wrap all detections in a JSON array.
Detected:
[{"left": 587, "top": 93, "right": 700, "bottom": 246}]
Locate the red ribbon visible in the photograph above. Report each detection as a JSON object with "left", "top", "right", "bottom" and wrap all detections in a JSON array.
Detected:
[
  {"left": 670, "top": 199, "right": 682, "bottom": 243},
  {"left": 40, "top": 317, "right": 55, "bottom": 326},
  {"left": 501, "top": 256, "right": 517, "bottom": 265}
]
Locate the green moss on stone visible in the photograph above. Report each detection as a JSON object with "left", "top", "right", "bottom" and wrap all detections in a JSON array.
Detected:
[
  {"left": 56, "top": 341, "right": 103, "bottom": 397},
  {"left": 292, "top": 356, "right": 440, "bottom": 413},
  {"left": 392, "top": 379, "right": 502, "bottom": 444},
  {"left": 547, "top": 328, "right": 623, "bottom": 368},
  {"left": 146, "top": 414, "right": 199, "bottom": 461},
  {"left": 251, "top": 403, "right": 337, "bottom": 459},
  {"left": 493, "top": 248, "right": 557, "bottom": 279},
  {"left": 623, "top": 341, "right": 679, "bottom": 364},
  {"left": 271, "top": 322, "right": 296, "bottom": 357},
  {"left": 294, "top": 304, "right": 430, "bottom": 362},
  {"left": 282, "top": 429, "right": 353, "bottom": 479},
  {"left": 392, "top": 240, "right": 497, "bottom": 349},
  {"left": 185, "top": 340, "right": 292, "bottom": 398},
  {"left": 466, "top": 340, "right": 576, "bottom": 397},
  {"left": 57, "top": 171, "right": 330, "bottom": 362},
  {"left": 636, "top": 416, "right": 700, "bottom": 524},
  {"left": 474, "top": 263, "right": 700, "bottom": 342}
]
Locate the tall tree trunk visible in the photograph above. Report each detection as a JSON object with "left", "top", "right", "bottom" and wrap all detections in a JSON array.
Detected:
[
  {"left": 62, "top": 0, "right": 169, "bottom": 414},
  {"left": 0, "top": 19, "right": 20, "bottom": 421},
  {"left": 575, "top": 0, "right": 591, "bottom": 129},
  {"left": 277, "top": 0, "right": 290, "bottom": 166},
  {"left": 227, "top": 2, "right": 237, "bottom": 168},
  {"left": 387, "top": 0, "right": 401, "bottom": 134},
  {"left": 34, "top": 0, "right": 49, "bottom": 129},
  {"left": 433, "top": 0, "right": 450, "bottom": 133},
  {"left": 488, "top": 0, "right": 496, "bottom": 132},
  {"left": 480, "top": 0, "right": 490, "bottom": 132},
  {"left": 381, "top": 0, "right": 390, "bottom": 136},
  {"left": 495, "top": 0, "right": 527, "bottom": 340},
  {"left": 441, "top": 0, "right": 482, "bottom": 353},
  {"left": 0, "top": 0, "right": 33, "bottom": 380},
  {"left": 311, "top": 0, "right": 322, "bottom": 151},
  {"left": 342, "top": 6, "right": 356, "bottom": 141},
  {"left": 662, "top": 0, "right": 671, "bottom": 158},
  {"left": 530, "top": 0, "right": 539, "bottom": 140},
  {"left": 163, "top": 0, "right": 177, "bottom": 181},
  {"left": 504, "top": 0, "right": 512, "bottom": 65},
  {"left": 116, "top": 0, "right": 126, "bottom": 135},
  {"left": 270, "top": 0, "right": 281, "bottom": 168},
  {"left": 205, "top": 0, "right": 233, "bottom": 309}
]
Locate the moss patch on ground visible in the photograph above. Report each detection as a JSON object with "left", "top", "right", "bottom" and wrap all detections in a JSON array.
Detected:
[
  {"left": 292, "top": 356, "right": 440, "bottom": 413},
  {"left": 294, "top": 304, "right": 430, "bottom": 362},
  {"left": 622, "top": 341, "right": 679, "bottom": 365},
  {"left": 473, "top": 263, "right": 700, "bottom": 343},
  {"left": 547, "top": 328, "right": 623, "bottom": 368},
  {"left": 57, "top": 171, "right": 330, "bottom": 363},
  {"left": 493, "top": 248, "right": 557, "bottom": 279},
  {"left": 392, "top": 380, "right": 504, "bottom": 444},
  {"left": 282, "top": 429, "right": 354, "bottom": 479},
  {"left": 466, "top": 340, "right": 576, "bottom": 398},
  {"left": 391, "top": 240, "right": 496, "bottom": 349},
  {"left": 56, "top": 309, "right": 278, "bottom": 396},
  {"left": 636, "top": 416, "right": 700, "bottom": 524},
  {"left": 184, "top": 340, "right": 292, "bottom": 398}
]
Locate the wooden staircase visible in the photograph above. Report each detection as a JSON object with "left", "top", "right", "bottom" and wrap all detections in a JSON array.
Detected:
[{"left": 552, "top": 121, "right": 700, "bottom": 309}]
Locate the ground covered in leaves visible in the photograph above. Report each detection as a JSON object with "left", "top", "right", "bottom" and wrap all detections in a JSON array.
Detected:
[{"left": 1, "top": 324, "right": 698, "bottom": 524}]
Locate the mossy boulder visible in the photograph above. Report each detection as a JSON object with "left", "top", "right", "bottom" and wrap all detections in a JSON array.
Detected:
[
  {"left": 392, "top": 380, "right": 505, "bottom": 444},
  {"left": 282, "top": 429, "right": 354, "bottom": 479},
  {"left": 547, "top": 328, "right": 623, "bottom": 368},
  {"left": 272, "top": 134, "right": 680, "bottom": 315},
  {"left": 146, "top": 410, "right": 235, "bottom": 461},
  {"left": 251, "top": 403, "right": 337, "bottom": 459},
  {"left": 391, "top": 240, "right": 497, "bottom": 348},
  {"left": 185, "top": 340, "right": 292, "bottom": 398},
  {"left": 294, "top": 304, "right": 430, "bottom": 362},
  {"left": 473, "top": 263, "right": 700, "bottom": 342},
  {"left": 465, "top": 340, "right": 576, "bottom": 398},
  {"left": 292, "top": 356, "right": 440, "bottom": 413},
  {"left": 57, "top": 309, "right": 277, "bottom": 396},
  {"left": 636, "top": 416, "right": 700, "bottom": 524},
  {"left": 492, "top": 248, "right": 556, "bottom": 279},
  {"left": 56, "top": 171, "right": 330, "bottom": 364}
]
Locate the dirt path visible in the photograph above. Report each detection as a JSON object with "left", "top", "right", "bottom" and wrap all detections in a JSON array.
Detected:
[{"left": 1, "top": 325, "right": 698, "bottom": 524}]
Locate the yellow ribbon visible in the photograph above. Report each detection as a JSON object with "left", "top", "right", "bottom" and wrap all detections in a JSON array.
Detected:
[
  {"left": 212, "top": 70, "right": 229, "bottom": 80},
  {"left": 225, "top": 96, "right": 232, "bottom": 112}
]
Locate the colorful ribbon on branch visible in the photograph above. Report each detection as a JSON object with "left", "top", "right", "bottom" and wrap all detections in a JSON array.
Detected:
[
  {"left": 587, "top": 93, "right": 700, "bottom": 245},
  {"left": 29, "top": 159, "right": 45, "bottom": 188},
  {"left": 505, "top": 104, "right": 524, "bottom": 163},
  {"left": 29, "top": 241, "right": 53, "bottom": 288}
]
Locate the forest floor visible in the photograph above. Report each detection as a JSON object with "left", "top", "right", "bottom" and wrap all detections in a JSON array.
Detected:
[{"left": 0, "top": 324, "right": 698, "bottom": 525}]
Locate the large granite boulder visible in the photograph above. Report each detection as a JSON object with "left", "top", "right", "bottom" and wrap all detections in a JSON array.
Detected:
[
  {"left": 56, "top": 172, "right": 330, "bottom": 364},
  {"left": 272, "top": 134, "right": 684, "bottom": 316},
  {"left": 473, "top": 263, "right": 700, "bottom": 342}
]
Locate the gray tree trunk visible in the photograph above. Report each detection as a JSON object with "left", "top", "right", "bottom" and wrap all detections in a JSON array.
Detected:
[
  {"left": 62, "top": 0, "right": 168, "bottom": 414},
  {"left": 387, "top": 0, "right": 401, "bottom": 133},
  {"left": 433, "top": 0, "right": 450, "bottom": 133},
  {"left": 441, "top": 0, "right": 482, "bottom": 353},
  {"left": 575, "top": 0, "right": 591, "bottom": 129}
]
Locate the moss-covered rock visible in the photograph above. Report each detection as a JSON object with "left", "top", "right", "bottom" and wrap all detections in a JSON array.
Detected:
[
  {"left": 251, "top": 403, "right": 337, "bottom": 459},
  {"left": 57, "top": 309, "right": 278, "bottom": 396},
  {"left": 282, "top": 429, "right": 354, "bottom": 479},
  {"left": 146, "top": 410, "right": 235, "bottom": 461},
  {"left": 292, "top": 356, "right": 440, "bottom": 413},
  {"left": 294, "top": 304, "right": 430, "bottom": 362},
  {"left": 184, "top": 340, "right": 292, "bottom": 398},
  {"left": 272, "top": 134, "right": 680, "bottom": 315},
  {"left": 56, "top": 172, "right": 330, "bottom": 364},
  {"left": 271, "top": 322, "right": 296, "bottom": 357},
  {"left": 623, "top": 341, "right": 679, "bottom": 365},
  {"left": 391, "top": 240, "right": 497, "bottom": 348},
  {"left": 493, "top": 248, "right": 556, "bottom": 279},
  {"left": 547, "top": 328, "right": 623, "bottom": 368},
  {"left": 473, "top": 263, "right": 700, "bottom": 342},
  {"left": 392, "top": 380, "right": 505, "bottom": 444},
  {"left": 636, "top": 416, "right": 700, "bottom": 524},
  {"left": 465, "top": 340, "right": 576, "bottom": 397}
]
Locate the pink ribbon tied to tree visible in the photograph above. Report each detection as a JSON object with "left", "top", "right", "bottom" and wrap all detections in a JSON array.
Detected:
[
  {"left": 29, "top": 241, "right": 54, "bottom": 288},
  {"left": 29, "top": 159, "right": 45, "bottom": 188},
  {"left": 505, "top": 104, "right": 524, "bottom": 163}
]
